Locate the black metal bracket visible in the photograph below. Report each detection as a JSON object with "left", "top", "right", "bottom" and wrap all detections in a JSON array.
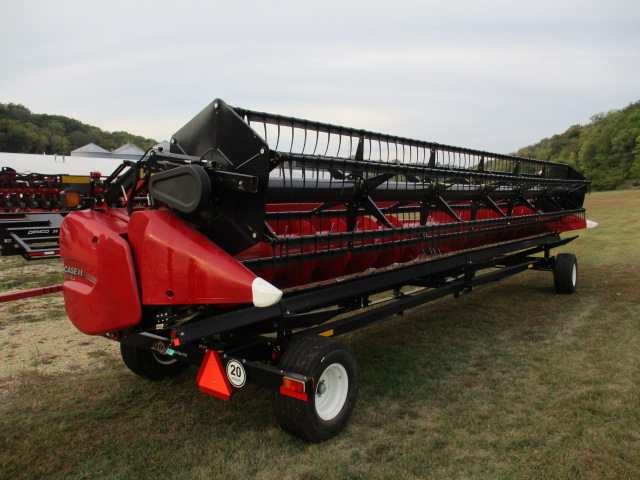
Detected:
[{"left": 174, "top": 233, "right": 576, "bottom": 343}]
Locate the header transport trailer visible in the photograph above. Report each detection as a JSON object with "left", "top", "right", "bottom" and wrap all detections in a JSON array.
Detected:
[
  {"left": 58, "top": 99, "right": 591, "bottom": 442},
  {"left": 0, "top": 168, "right": 109, "bottom": 259}
]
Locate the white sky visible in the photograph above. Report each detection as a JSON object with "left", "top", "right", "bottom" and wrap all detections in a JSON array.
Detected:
[{"left": 1, "top": 0, "right": 639, "bottom": 153}]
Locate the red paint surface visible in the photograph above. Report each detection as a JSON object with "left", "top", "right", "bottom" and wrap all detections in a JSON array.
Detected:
[
  {"left": 309, "top": 217, "right": 351, "bottom": 279},
  {"left": 60, "top": 210, "right": 141, "bottom": 335},
  {"left": 0, "top": 284, "right": 63, "bottom": 303},
  {"left": 127, "top": 210, "right": 259, "bottom": 305}
]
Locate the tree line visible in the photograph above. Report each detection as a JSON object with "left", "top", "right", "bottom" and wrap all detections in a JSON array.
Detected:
[
  {"left": 514, "top": 101, "right": 640, "bottom": 190},
  {"left": 0, "top": 103, "right": 158, "bottom": 155}
]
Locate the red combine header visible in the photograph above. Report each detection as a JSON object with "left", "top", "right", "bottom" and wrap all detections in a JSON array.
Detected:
[{"left": 43, "top": 99, "right": 592, "bottom": 441}]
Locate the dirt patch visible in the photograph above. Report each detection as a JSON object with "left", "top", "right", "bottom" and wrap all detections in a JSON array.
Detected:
[{"left": 0, "top": 257, "right": 120, "bottom": 383}]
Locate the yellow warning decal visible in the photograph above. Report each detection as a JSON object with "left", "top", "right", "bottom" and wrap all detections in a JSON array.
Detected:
[
  {"left": 319, "top": 330, "right": 334, "bottom": 337},
  {"left": 61, "top": 175, "right": 91, "bottom": 184}
]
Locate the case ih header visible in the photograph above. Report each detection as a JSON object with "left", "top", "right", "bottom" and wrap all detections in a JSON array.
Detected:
[{"left": 23, "top": 99, "right": 593, "bottom": 441}]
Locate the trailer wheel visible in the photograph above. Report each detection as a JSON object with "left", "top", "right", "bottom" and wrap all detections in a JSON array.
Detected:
[
  {"left": 554, "top": 253, "right": 578, "bottom": 294},
  {"left": 274, "top": 335, "right": 359, "bottom": 442},
  {"left": 120, "top": 343, "right": 189, "bottom": 381}
]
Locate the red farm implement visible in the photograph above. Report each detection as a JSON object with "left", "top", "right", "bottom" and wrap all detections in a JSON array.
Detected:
[
  {"left": 0, "top": 168, "right": 110, "bottom": 259},
  {"left": 12, "top": 99, "right": 593, "bottom": 441}
]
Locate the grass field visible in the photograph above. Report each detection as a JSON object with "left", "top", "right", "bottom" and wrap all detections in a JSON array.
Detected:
[{"left": 1, "top": 190, "right": 639, "bottom": 479}]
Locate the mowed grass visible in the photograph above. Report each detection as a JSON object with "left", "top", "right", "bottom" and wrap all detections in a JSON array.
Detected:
[{"left": 1, "top": 190, "right": 639, "bottom": 480}]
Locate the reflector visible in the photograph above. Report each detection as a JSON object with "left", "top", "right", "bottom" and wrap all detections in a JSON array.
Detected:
[
  {"left": 196, "top": 350, "right": 232, "bottom": 401},
  {"left": 61, "top": 190, "right": 81, "bottom": 208}
]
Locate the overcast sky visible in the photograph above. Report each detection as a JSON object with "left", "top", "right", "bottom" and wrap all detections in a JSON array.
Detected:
[{"left": 1, "top": 0, "right": 639, "bottom": 153}]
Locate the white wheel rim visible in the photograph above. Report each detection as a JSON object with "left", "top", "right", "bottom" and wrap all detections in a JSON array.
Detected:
[
  {"left": 152, "top": 352, "right": 178, "bottom": 366},
  {"left": 315, "top": 363, "right": 349, "bottom": 421},
  {"left": 571, "top": 264, "right": 577, "bottom": 286}
]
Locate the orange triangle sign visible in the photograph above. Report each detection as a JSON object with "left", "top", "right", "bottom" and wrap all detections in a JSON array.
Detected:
[{"left": 196, "top": 350, "right": 232, "bottom": 401}]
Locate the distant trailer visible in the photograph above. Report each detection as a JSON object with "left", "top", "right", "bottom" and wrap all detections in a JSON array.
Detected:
[
  {"left": 0, "top": 153, "right": 132, "bottom": 257},
  {"left": 29, "top": 99, "right": 596, "bottom": 441},
  {"left": 0, "top": 212, "right": 68, "bottom": 259}
]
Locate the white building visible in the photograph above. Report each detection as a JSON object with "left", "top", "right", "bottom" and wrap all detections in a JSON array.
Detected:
[
  {"left": 70, "top": 143, "right": 111, "bottom": 158},
  {"left": 112, "top": 143, "right": 146, "bottom": 160},
  {"left": 0, "top": 152, "right": 124, "bottom": 177}
]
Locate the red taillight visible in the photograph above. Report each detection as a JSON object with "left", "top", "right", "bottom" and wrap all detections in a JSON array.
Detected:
[
  {"left": 280, "top": 377, "right": 308, "bottom": 401},
  {"left": 283, "top": 377, "right": 305, "bottom": 393}
]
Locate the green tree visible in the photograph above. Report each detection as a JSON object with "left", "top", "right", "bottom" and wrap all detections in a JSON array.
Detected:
[
  {"left": 630, "top": 136, "right": 640, "bottom": 182},
  {"left": 515, "top": 100, "right": 640, "bottom": 190},
  {"left": 0, "top": 102, "right": 158, "bottom": 156},
  {"left": 50, "top": 134, "right": 71, "bottom": 154},
  {"left": 68, "top": 130, "right": 93, "bottom": 150}
]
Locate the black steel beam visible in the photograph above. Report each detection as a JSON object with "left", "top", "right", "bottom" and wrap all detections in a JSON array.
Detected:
[
  {"left": 175, "top": 233, "right": 572, "bottom": 342},
  {"left": 295, "top": 256, "right": 546, "bottom": 339}
]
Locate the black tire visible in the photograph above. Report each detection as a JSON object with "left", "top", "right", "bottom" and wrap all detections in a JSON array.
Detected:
[
  {"left": 554, "top": 253, "right": 578, "bottom": 294},
  {"left": 273, "top": 335, "right": 359, "bottom": 442},
  {"left": 120, "top": 343, "right": 189, "bottom": 381}
]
